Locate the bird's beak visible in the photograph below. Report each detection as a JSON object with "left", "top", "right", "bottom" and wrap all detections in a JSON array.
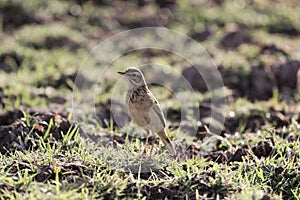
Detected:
[{"left": 118, "top": 71, "right": 126, "bottom": 75}]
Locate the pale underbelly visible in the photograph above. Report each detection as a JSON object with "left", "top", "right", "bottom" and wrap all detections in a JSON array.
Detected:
[
  {"left": 128, "top": 105, "right": 164, "bottom": 133},
  {"left": 128, "top": 106, "right": 149, "bottom": 127}
]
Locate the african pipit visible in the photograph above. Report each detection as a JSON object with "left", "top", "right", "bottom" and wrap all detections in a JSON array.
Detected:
[{"left": 118, "top": 67, "right": 176, "bottom": 155}]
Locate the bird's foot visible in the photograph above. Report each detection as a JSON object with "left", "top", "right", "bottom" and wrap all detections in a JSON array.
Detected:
[{"left": 143, "top": 147, "right": 147, "bottom": 155}]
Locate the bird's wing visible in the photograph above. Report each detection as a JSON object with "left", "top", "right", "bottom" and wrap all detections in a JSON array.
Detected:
[
  {"left": 147, "top": 90, "right": 166, "bottom": 127},
  {"left": 152, "top": 101, "right": 166, "bottom": 127}
]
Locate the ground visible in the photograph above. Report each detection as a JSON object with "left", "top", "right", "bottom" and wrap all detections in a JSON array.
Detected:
[{"left": 0, "top": 0, "right": 300, "bottom": 199}]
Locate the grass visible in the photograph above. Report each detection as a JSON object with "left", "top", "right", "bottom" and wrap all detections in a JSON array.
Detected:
[
  {"left": 0, "top": 110, "right": 299, "bottom": 199},
  {"left": 1, "top": 0, "right": 300, "bottom": 199}
]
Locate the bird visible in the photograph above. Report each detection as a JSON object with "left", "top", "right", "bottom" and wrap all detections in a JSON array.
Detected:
[{"left": 118, "top": 67, "right": 176, "bottom": 155}]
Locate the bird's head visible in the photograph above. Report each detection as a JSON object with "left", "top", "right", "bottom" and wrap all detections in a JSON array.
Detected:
[{"left": 118, "top": 67, "right": 146, "bottom": 89}]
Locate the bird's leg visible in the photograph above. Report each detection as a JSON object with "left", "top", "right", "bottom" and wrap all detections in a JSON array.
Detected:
[
  {"left": 143, "top": 130, "right": 149, "bottom": 154},
  {"left": 150, "top": 135, "right": 156, "bottom": 156}
]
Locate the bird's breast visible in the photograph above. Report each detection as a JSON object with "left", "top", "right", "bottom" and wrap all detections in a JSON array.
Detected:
[{"left": 127, "top": 89, "right": 152, "bottom": 127}]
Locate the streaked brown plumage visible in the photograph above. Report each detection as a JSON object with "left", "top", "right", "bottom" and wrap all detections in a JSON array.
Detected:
[{"left": 118, "top": 67, "right": 175, "bottom": 155}]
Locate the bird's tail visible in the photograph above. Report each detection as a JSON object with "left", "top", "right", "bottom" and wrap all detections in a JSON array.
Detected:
[{"left": 157, "top": 129, "right": 176, "bottom": 155}]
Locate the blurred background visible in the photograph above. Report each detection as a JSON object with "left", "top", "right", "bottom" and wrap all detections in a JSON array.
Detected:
[
  {"left": 1, "top": 0, "right": 299, "bottom": 127},
  {"left": 0, "top": 1, "right": 300, "bottom": 199}
]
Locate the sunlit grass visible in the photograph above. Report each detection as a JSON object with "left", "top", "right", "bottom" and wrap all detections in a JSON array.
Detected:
[{"left": 1, "top": 0, "right": 300, "bottom": 199}]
